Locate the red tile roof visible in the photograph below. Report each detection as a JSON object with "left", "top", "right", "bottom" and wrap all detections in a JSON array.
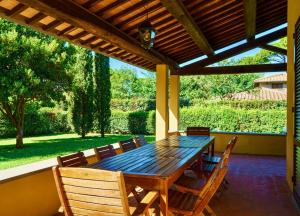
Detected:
[
  {"left": 254, "top": 73, "right": 287, "bottom": 83},
  {"left": 230, "top": 88, "right": 286, "bottom": 101}
]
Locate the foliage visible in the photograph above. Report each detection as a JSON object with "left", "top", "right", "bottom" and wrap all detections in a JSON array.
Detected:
[
  {"left": 180, "top": 107, "right": 286, "bottom": 133},
  {"left": 180, "top": 73, "right": 260, "bottom": 100},
  {"left": 110, "top": 68, "right": 155, "bottom": 99},
  {"left": 94, "top": 54, "right": 111, "bottom": 137},
  {"left": 0, "top": 105, "right": 70, "bottom": 137},
  {"left": 0, "top": 20, "right": 77, "bottom": 148},
  {"left": 110, "top": 110, "right": 155, "bottom": 134},
  {"left": 71, "top": 50, "right": 94, "bottom": 138},
  {"left": 0, "top": 133, "right": 155, "bottom": 170},
  {"left": 189, "top": 99, "right": 287, "bottom": 110}
]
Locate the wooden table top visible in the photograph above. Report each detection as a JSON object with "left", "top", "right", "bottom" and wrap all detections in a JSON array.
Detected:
[{"left": 90, "top": 136, "right": 214, "bottom": 178}]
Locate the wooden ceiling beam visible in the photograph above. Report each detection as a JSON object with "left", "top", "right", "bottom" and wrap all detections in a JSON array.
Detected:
[
  {"left": 260, "top": 44, "right": 287, "bottom": 56},
  {"left": 17, "top": 0, "right": 178, "bottom": 69},
  {"left": 160, "top": 0, "right": 213, "bottom": 55},
  {"left": 180, "top": 27, "right": 286, "bottom": 70},
  {"left": 172, "top": 63, "right": 287, "bottom": 76},
  {"left": 243, "top": 0, "right": 257, "bottom": 40}
]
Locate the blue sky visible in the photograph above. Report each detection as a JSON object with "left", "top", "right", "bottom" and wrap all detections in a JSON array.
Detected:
[{"left": 110, "top": 23, "right": 287, "bottom": 78}]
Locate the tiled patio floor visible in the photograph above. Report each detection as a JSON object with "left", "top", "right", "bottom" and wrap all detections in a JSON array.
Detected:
[{"left": 210, "top": 155, "right": 300, "bottom": 216}]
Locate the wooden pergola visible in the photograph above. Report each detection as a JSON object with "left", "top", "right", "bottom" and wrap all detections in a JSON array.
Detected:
[{"left": 0, "top": 0, "right": 287, "bottom": 139}]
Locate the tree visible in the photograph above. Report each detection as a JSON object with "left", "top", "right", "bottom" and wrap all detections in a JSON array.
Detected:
[
  {"left": 94, "top": 53, "right": 111, "bottom": 137},
  {"left": 0, "top": 27, "right": 74, "bottom": 148},
  {"left": 71, "top": 50, "right": 94, "bottom": 138}
]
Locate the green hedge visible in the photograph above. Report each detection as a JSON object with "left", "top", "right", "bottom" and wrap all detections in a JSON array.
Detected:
[
  {"left": 190, "top": 99, "right": 286, "bottom": 110},
  {"left": 111, "top": 98, "right": 190, "bottom": 111},
  {"left": 110, "top": 110, "right": 155, "bottom": 134},
  {"left": 180, "top": 107, "right": 286, "bottom": 133},
  {"left": 0, "top": 106, "right": 71, "bottom": 137},
  {"left": 0, "top": 105, "right": 286, "bottom": 138}
]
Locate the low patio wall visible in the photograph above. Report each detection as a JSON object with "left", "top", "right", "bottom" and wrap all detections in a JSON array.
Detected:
[
  {"left": 0, "top": 133, "right": 286, "bottom": 216},
  {"left": 212, "top": 132, "right": 286, "bottom": 156}
]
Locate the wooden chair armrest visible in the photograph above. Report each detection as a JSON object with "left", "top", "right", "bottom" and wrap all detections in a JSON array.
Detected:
[{"left": 132, "top": 191, "right": 159, "bottom": 216}]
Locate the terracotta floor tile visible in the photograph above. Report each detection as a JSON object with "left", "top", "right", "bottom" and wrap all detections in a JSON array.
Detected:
[{"left": 209, "top": 155, "right": 300, "bottom": 216}]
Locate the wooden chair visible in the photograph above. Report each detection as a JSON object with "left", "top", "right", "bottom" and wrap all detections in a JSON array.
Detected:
[
  {"left": 203, "top": 135, "right": 238, "bottom": 166},
  {"left": 174, "top": 136, "right": 237, "bottom": 193},
  {"left": 168, "top": 152, "right": 228, "bottom": 216},
  {"left": 57, "top": 151, "right": 88, "bottom": 167},
  {"left": 53, "top": 167, "right": 159, "bottom": 216},
  {"left": 187, "top": 127, "right": 211, "bottom": 156},
  {"left": 94, "top": 144, "right": 116, "bottom": 161},
  {"left": 133, "top": 135, "right": 148, "bottom": 147},
  {"left": 186, "top": 127, "right": 210, "bottom": 136},
  {"left": 119, "top": 139, "right": 137, "bottom": 153}
]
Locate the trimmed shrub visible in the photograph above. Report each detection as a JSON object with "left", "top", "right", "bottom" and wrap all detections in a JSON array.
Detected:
[
  {"left": 179, "top": 107, "right": 286, "bottom": 133},
  {"left": 190, "top": 99, "right": 286, "bottom": 110}
]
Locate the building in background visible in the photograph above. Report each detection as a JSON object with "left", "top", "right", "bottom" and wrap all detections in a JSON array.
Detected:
[{"left": 230, "top": 73, "right": 287, "bottom": 101}]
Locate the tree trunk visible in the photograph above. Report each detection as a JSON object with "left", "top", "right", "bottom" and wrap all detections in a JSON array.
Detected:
[
  {"left": 16, "top": 125, "right": 24, "bottom": 149},
  {"left": 101, "top": 128, "right": 104, "bottom": 138}
]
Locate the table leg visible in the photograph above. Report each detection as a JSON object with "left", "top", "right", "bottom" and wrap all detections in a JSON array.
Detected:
[
  {"left": 160, "top": 179, "right": 169, "bottom": 216},
  {"left": 211, "top": 140, "right": 215, "bottom": 156}
]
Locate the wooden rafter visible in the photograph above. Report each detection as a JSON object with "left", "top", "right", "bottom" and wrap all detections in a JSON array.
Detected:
[
  {"left": 180, "top": 27, "right": 286, "bottom": 71},
  {"left": 17, "top": 0, "right": 178, "bottom": 69},
  {"left": 160, "top": 0, "right": 213, "bottom": 55},
  {"left": 243, "top": 0, "right": 257, "bottom": 40},
  {"left": 260, "top": 44, "right": 287, "bottom": 55},
  {"left": 172, "top": 63, "right": 287, "bottom": 76}
]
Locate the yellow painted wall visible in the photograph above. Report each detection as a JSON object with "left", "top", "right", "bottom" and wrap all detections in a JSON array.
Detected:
[
  {"left": 287, "top": 0, "right": 300, "bottom": 190},
  {"left": 212, "top": 133, "right": 286, "bottom": 156},
  {"left": 0, "top": 169, "right": 60, "bottom": 216}
]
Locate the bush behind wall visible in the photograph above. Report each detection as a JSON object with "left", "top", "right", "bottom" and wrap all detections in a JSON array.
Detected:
[{"left": 0, "top": 106, "right": 286, "bottom": 138}]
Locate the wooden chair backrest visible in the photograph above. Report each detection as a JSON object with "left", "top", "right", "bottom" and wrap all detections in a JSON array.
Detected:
[
  {"left": 186, "top": 127, "right": 210, "bottom": 136},
  {"left": 168, "top": 131, "right": 181, "bottom": 137},
  {"left": 53, "top": 167, "right": 130, "bottom": 216},
  {"left": 194, "top": 154, "right": 228, "bottom": 215},
  {"left": 133, "top": 135, "right": 148, "bottom": 147},
  {"left": 57, "top": 151, "right": 88, "bottom": 167},
  {"left": 94, "top": 144, "right": 116, "bottom": 161},
  {"left": 119, "top": 139, "right": 137, "bottom": 152}
]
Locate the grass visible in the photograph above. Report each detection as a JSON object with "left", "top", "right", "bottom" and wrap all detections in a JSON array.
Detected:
[{"left": 0, "top": 133, "right": 155, "bottom": 170}]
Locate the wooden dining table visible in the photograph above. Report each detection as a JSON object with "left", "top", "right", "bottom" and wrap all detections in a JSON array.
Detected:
[{"left": 89, "top": 135, "right": 215, "bottom": 216}]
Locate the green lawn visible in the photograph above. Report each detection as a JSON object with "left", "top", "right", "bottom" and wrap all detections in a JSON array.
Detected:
[{"left": 0, "top": 133, "right": 155, "bottom": 170}]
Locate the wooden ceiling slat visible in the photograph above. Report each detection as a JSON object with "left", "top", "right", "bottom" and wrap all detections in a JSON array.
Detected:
[
  {"left": 17, "top": 0, "right": 178, "bottom": 69},
  {"left": 26, "top": 12, "right": 47, "bottom": 24},
  {"left": 80, "top": 35, "right": 97, "bottom": 45},
  {"left": 115, "top": 3, "right": 161, "bottom": 28},
  {"left": 82, "top": 0, "right": 101, "bottom": 9},
  {"left": 6, "top": 3, "right": 27, "bottom": 17},
  {"left": 43, "top": 19, "right": 63, "bottom": 31},
  {"left": 94, "top": 0, "right": 127, "bottom": 16},
  {"left": 106, "top": 0, "right": 151, "bottom": 23},
  {"left": 0, "top": 0, "right": 287, "bottom": 71}
]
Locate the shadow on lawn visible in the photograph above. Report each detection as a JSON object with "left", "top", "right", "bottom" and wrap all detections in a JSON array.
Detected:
[{"left": 0, "top": 134, "right": 155, "bottom": 162}]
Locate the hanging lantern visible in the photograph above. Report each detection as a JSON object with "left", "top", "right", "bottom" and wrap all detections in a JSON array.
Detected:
[{"left": 138, "top": 18, "right": 156, "bottom": 49}]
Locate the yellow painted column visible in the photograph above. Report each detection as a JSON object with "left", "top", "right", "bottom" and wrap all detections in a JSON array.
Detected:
[
  {"left": 169, "top": 75, "right": 180, "bottom": 133},
  {"left": 287, "top": 0, "right": 300, "bottom": 190},
  {"left": 156, "top": 64, "right": 169, "bottom": 141}
]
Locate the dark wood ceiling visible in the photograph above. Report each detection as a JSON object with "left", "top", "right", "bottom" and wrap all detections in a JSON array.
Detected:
[{"left": 0, "top": 0, "right": 287, "bottom": 71}]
